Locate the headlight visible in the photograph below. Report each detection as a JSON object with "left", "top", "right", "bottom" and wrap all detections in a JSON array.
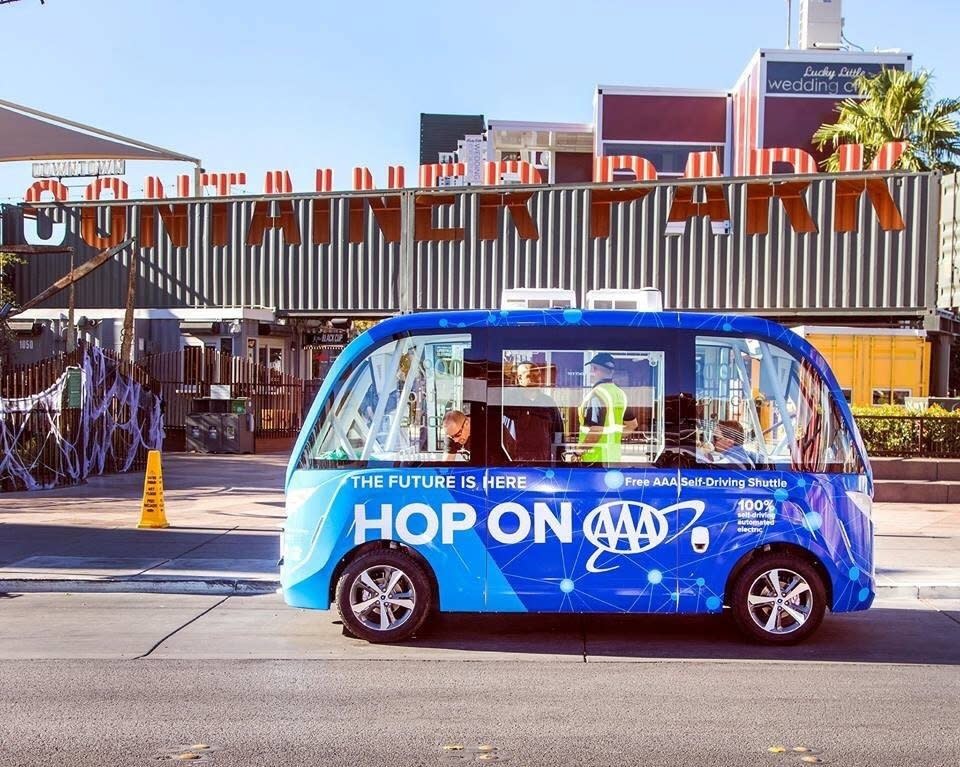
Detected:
[{"left": 845, "top": 490, "right": 873, "bottom": 521}]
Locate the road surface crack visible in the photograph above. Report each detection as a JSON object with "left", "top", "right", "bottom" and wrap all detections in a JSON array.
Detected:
[
  {"left": 939, "top": 610, "right": 960, "bottom": 627},
  {"left": 133, "top": 596, "right": 230, "bottom": 659},
  {"left": 919, "top": 598, "right": 960, "bottom": 627}
]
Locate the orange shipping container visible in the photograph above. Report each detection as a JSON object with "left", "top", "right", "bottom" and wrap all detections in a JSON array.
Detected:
[{"left": 791, "top": 327, "right": 929, "bottom": 407}]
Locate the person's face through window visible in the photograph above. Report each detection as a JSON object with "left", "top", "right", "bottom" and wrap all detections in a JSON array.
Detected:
[
  {"left": 714, "top": 425, "right": 743, "bottom": 452},
  {"left": 590, "top": 363, "right": 611, "bottom": 384},
  {"left": 517, "top": 364, "right": 540, "bottom": 387},
  {"left": 444, "top": 414, "right": 470, "bottom": 444}
]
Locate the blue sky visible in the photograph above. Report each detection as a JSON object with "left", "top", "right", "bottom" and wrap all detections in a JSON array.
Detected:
[{"left": 0, "top": 0, "right": 957, "bottom": 202}]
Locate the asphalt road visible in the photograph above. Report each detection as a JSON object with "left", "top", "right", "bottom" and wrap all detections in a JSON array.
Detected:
[{"left": 1, "top": 593, "right": 958, "bottom": 767}]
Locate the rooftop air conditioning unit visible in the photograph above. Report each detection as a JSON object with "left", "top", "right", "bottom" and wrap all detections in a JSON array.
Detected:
[
  {"left": 799, "top": 0, "right": 842, "bottom": 50},
  {"left": 500, "top": 288, "right": 577, "bottom": 310},
  {"left": 585, "top": 288, "right": 664, "bottom": 312}
]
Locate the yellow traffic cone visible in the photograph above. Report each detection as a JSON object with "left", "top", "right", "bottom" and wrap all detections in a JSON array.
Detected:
[{"left": 138, "top": 449, "right": 169, "bottom": 529}]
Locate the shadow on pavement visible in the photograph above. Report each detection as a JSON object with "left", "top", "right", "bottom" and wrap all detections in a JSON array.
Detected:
[
  {"left": 203, "top": 510, "right": 285, "bottom": 521},
  {"left": 0, "top": 523, "right": 279, "bottom": 571},
  {"left": 0, "top": 453, "right": 287, "bottom": 504},
  {"left": 396, "top": 607, "right": 960, "bottom": 666},
  {"left": 0, "top": 486, "right": 282, "bottom": 503}
]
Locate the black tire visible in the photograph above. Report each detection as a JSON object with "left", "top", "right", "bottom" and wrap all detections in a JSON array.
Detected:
[
  {"left": 335, "top": 548, "right": 433, "bottom": 643},
  {"left": 729, "top": 551, "right": 826, "bottom": 645}
]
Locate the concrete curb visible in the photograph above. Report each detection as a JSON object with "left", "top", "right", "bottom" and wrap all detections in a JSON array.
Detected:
[
  {"left": 875, "top": 583, "right": 960, "bottom": 600},
  {"left": 0, "top": 578, "right": 280, "bottom": 596}
]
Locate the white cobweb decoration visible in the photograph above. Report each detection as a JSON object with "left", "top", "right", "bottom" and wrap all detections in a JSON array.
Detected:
[{"left": 0, "top": 347, "right": 163, "bottom": 491}]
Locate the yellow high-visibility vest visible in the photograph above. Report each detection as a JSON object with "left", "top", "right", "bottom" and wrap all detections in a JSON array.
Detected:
[{"left": 578, "top": 381, "right": 628, "bottom": 462}]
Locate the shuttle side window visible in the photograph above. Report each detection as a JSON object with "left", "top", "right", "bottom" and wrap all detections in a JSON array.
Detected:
[
  {"left": 695, "top": 335, "right": 863, "bottom": 473},
  {"left": 494, "top": 348, "right": 666, "bottom": 466},
  {"left": 301, "top": 333, "right": 478, "bottom": 465}
]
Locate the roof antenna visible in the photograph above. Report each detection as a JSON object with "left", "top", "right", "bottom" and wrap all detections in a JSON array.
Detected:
[
  {"left": 785, "top": 0, "right": 792, "bottom": 49},
  {"left": 840, "top": 16, "right": 865, "bottom": 52}
]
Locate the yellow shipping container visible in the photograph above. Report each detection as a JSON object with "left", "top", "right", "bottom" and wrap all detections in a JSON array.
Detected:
[{"left": 791, "top": 327, "right": 930, "bottom": 407}]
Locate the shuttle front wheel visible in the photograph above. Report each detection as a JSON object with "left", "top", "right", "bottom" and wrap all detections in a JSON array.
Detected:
[
  {"left": 335, "top": 549, "right": 433, "bottom": 643},
  {"left": 730, "top": 552, "right": 826, "bottom": 644}
]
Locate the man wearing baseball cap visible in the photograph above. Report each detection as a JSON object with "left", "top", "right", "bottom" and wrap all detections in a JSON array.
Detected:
[{"left": 576, "top": 352, "right": 637, "bottom": 463}]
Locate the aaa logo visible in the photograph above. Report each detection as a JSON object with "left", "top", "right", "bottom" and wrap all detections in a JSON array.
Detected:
[{"left": 583, "top": 500, "right": 705, "bottom": 573}]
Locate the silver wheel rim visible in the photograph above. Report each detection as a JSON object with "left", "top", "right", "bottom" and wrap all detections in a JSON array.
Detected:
[
  {"left": 349, "top": 565, "right": 417, "bottom": 632},
  {"left": 747, "top": 567, "right": 813, "bottom": 635}
]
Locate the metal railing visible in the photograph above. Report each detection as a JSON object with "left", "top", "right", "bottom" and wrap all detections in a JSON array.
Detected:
[
  {"left": 138, "top": 348, "right": 305, "bottom": 440},
  {"left": 855, "top": 415, "right": 960, "bottom": 458},
  {"left": 0, "top": 345, "right": 158, "bottom": 490},
  {"left": 0, "top": 348, "right": 85, "bottom": 397}
]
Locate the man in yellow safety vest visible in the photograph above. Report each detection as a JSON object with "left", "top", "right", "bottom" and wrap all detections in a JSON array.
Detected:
[{"left": 576, "top": 353, "right": 637, "bottom": 463}]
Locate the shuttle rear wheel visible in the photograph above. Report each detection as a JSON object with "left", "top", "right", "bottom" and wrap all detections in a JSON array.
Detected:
[{"left": 730, "top": 552, "right": 826, "bottom": 645}]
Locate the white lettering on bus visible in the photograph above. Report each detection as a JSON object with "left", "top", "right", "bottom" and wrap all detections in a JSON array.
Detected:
[
  {"left": 441, "top": 503, "right": 477, "bottom": 544},
  {"left": 533, "top": 501, "right": 572, "bottom": 543},
  {"left": 488, "top": 502, "right": 532, "bottom": 545},
  {"left": 355, "top": 501, "right": 577, "bottom": 546},
  {"left": 394, "top": 503, "right": 439, "bottom": 546},
  {"left": 352, "top": 499, "right": 704, "bottom": 574},
  {"left": 354, "top": 503, "right": 392, "bottom": 541}
]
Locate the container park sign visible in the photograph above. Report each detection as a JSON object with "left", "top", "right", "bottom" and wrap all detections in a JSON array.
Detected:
[
  {"left": 20, "top": 141, "right": 910, "bottom": 249},
  {"left": 5, "top": 172, "right": 937, "bottom": 316},
  {"left": 21, "top": 174, "right": 907, "bottom": 251},
  {"left": 31, "top": 159, "right": 126, "bottom": 179}
]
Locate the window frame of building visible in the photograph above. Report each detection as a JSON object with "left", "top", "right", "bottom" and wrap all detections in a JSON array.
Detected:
[{"left": 599, "top": 140, "right": 728, "bottom": 177}]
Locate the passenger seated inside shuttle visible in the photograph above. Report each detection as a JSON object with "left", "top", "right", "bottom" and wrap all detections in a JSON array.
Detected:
[{"left": 699, "top": 420, "right": 759, "bottom": 467}]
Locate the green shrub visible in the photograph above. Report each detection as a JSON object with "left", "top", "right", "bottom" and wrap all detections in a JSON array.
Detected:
[{"left": 852, "top": 404, "right": 960, "bottom": 456}]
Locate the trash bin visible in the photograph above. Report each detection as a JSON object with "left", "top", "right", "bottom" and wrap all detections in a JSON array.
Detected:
[
  {"left": 220, "top": 411, "right": 255, "bottom": 453},
  {"left": 186, "top": 397, "right": 254, "bottom": 454},
  {"left": 185, "top": 411, "right": 222, "bottom": 453}
]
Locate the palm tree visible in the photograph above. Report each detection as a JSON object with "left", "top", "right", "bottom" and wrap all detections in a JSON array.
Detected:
[
  {"left": 813, "top": 68, "right": 960, "bottom": 172},
  {"left": 0, "top": 251, "right": 24, "bottom": 375}
]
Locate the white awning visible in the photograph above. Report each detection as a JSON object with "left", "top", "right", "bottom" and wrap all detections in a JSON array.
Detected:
[{"left": 0, "top": 98, "right": 199, "bottom": 165}]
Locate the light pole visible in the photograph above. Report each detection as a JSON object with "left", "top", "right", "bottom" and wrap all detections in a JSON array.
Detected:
[
  {"left": 786, "top": 0, "right": 792, "bottom": 49},
  {"left": 66, "top": 247, "right": 76, "bottom": 353}
]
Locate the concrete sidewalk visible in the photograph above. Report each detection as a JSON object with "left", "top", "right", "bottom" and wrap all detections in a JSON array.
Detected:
[
  {"left": 0, "top": 454, "right": 958, "bottom": 599},
  {"left": 871, "top": 503, "right": 960, "bottom": 598},
  {"left": 0, "top": 453, "right": 285, "bottom": 595}
]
